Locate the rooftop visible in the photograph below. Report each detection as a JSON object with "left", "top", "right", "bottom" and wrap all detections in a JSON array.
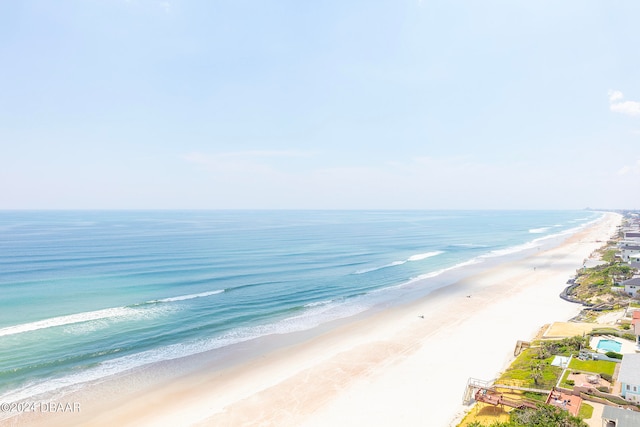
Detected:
[
  {"left": 618, "top": 353, "right": 640, "bottom": 386},
  {"left": 623, "top": 277, "right": 640, "bottom": 287},
  {"left": 602, "top": 405, "right": 640, "bottom": 427}
]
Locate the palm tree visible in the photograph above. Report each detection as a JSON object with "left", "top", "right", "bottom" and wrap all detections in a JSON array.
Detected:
[{"left": 530, "top": 361, "right": 543, "bottom": 386}]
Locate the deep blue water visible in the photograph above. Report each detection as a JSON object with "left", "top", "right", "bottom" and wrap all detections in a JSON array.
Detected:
[{"left": 0, "top": 210, "right": 601, "bottom": 402}]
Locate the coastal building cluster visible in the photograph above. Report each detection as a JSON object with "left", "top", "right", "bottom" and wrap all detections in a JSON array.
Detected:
[
  {"left": 618, "top": 353, "right": 640, "bottom": 404},
  {"left": 620, "top": 226, "right": 640, "bottom": 296},
  {"left": 591, "top": 215, "right": 640, "bottom": 425},
  {"left": 618, "top": 219, "right": 640, "bottom": 354},
  {"left": 461, "top": 213, "right": 640, "bottom": 427}
]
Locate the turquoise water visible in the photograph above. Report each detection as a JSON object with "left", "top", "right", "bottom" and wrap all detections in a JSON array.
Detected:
[
  {"left": 0, "top": 210, "right": 601, "bottom": 402},
  {"left": 597, "top": 339, "right": 622, "bottom": 353}
]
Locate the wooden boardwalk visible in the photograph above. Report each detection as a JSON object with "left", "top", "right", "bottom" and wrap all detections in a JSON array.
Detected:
[{"left": 474, "top": 388, "right": 538, "bottom": 410}]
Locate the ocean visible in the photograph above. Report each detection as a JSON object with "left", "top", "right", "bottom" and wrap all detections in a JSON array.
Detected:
[{"left": 0, "top": 210, "right": 601, "bottom": 405}]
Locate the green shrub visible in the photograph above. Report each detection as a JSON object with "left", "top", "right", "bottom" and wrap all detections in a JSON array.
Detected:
[
  {"left": 605, "top": 351, "right": 623, "bottom": 360},
  {"left": 566, "top": 379, "right": 575, "bottom": 386},
  {"left": 601, "top": 373, "right": 613, "bottom": 382},
  {"left": 510, "top": 404, "right": 589, "bottom": 427},
  {"left": 597, "top": 386, "right": 610, "bottom": 393}
]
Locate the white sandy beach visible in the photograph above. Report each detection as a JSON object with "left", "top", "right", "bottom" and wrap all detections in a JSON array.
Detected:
[{"left": 12, "top": 212, "right": 621, "bottom": 427}]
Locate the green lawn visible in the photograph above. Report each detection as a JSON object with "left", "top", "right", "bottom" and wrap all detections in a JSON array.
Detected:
[
  {"left": 497, "top": 348, "right": 562, "bottom": 389},
  {"left": 578, "top": 403, "right": 594, "bottom": 419},
  {"left": 568, "top": 358, "right": 617, "bottom": 376},
  {"left": 559, "top": 369, "right": 572, "bottom": 388},
  {"left": 559, "top": 358, "right": 618, "bottom": 389}
]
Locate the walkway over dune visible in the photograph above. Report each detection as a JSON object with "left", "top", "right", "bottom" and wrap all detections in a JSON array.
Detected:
[{"left": 474, "top": 388, "right": 538, "bottom": 411}]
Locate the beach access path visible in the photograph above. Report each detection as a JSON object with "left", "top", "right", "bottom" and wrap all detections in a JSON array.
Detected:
[{"left": 16, "top": 213, "right": 621, "bottom": 427}]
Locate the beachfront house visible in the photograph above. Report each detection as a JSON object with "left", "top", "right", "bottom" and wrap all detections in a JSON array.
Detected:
[
  {"left": 619, "top": 242, "right": 640, "bottom": 263},
  {"left": 623, "top": 277, "right": 640, "bottom": 297},
  {"left": 631, "top": 310, "right": 640, "bottom": 345},
  {"left": 618, "top": 353, "right": 640, "bottom": 403},
  {"left": 601, "top": 405, "right": 640, "bottom": 427},
  {"left": 624, "top": 231, "right": 640, "bottom": 240}
]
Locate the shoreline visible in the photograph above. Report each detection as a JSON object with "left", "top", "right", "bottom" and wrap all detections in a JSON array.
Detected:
[{"left": 6, "top": 212, "right": 621, "bottom": 427}]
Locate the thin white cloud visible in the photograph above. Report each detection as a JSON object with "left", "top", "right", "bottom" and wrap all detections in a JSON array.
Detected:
[
  {"left": 611, "top": 101, "right": 640, "bottom": 116},
  {"left": 161, "top": 1, "right": 171, "bottom": 13},
  {"left": 618, "top": 159, "right": 640, "bottom": 176},
  {"left": 608, "top": 90, "right": 640, "bottom": 117},
  {"left": 608, "top": 90, "right": 624, "bottom": 103}
]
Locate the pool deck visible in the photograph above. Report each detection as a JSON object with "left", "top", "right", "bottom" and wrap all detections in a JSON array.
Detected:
[
  {"left": 590, "top": 336, "right": 637, "bottom": 355},
  {"left": 566, "top": 371, "right": 611, "bottom": 391},
  {"left": 546, "top": 389, "right": 582, "bottom": 416},
  {"left": 594, "top": 337, "right": 623, "bottom": 353}
]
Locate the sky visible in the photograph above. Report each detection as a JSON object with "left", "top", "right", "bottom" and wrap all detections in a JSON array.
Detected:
[{"left": 1, "top": 0, "right": 639, "bottom": 210}]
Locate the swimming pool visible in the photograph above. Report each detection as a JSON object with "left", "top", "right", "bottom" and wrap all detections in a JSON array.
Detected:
[{"left": 596, "top": 339, "right": 622, "bottom": 353}]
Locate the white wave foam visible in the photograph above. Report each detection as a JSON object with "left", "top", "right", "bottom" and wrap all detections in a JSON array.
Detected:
[
  {"left": 371, "top": 217, "right": 601, "bottom": 294},
  {"left": 480, "top": 241, "right": 539, "bottom": 258},
  {"left": 529, "top": 227, "right": 550, "bottom": 234},
  {"left": 151, "top": 289, "right": 224, "bottom": 303},
  {"left": 408, "top": 251, "right": 443, "bottom": 261},
  {"left": 569, "top": 216, "right": 592, "bottom": 223},
  {"left": 0, "top": 293, "right": 193, "bottom": 338},
  {"left": 377, "top": 217, "right": 597, "bottom": 294},
  {"left": 369, "top": 258, "right": 483, "bottom": 294},
  {"left": 303, "top": 299, "right": 334, "bottom": 308},
  {"left": 62, "top": 320, "right": 112, "bottom": 335},
  {"left": 354, "top": 252, "right": 443, "bottom": 274},
  {"left": 0, "top": 298, "right": 370, "bottom": 405},
  {"left": 482, "top": 221, "right": 595, "bottom": 259},
  {"left": 354, "top": 261, "right": 406, "bottom": 274},
  {"left": 371, "top": 218, "right": 599, "bottom": 294},
  {"left": 0, "top": 307, "right": 141, "bottom": 338},
  {"left": 0, "top": 291, "right": 225, "bottom": 338},
  {"left": 415, "top": 258, "right": 482, "bottom": 280},
  {"left": 255, "top": 301, "right": 368, "bottom": 337}
]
